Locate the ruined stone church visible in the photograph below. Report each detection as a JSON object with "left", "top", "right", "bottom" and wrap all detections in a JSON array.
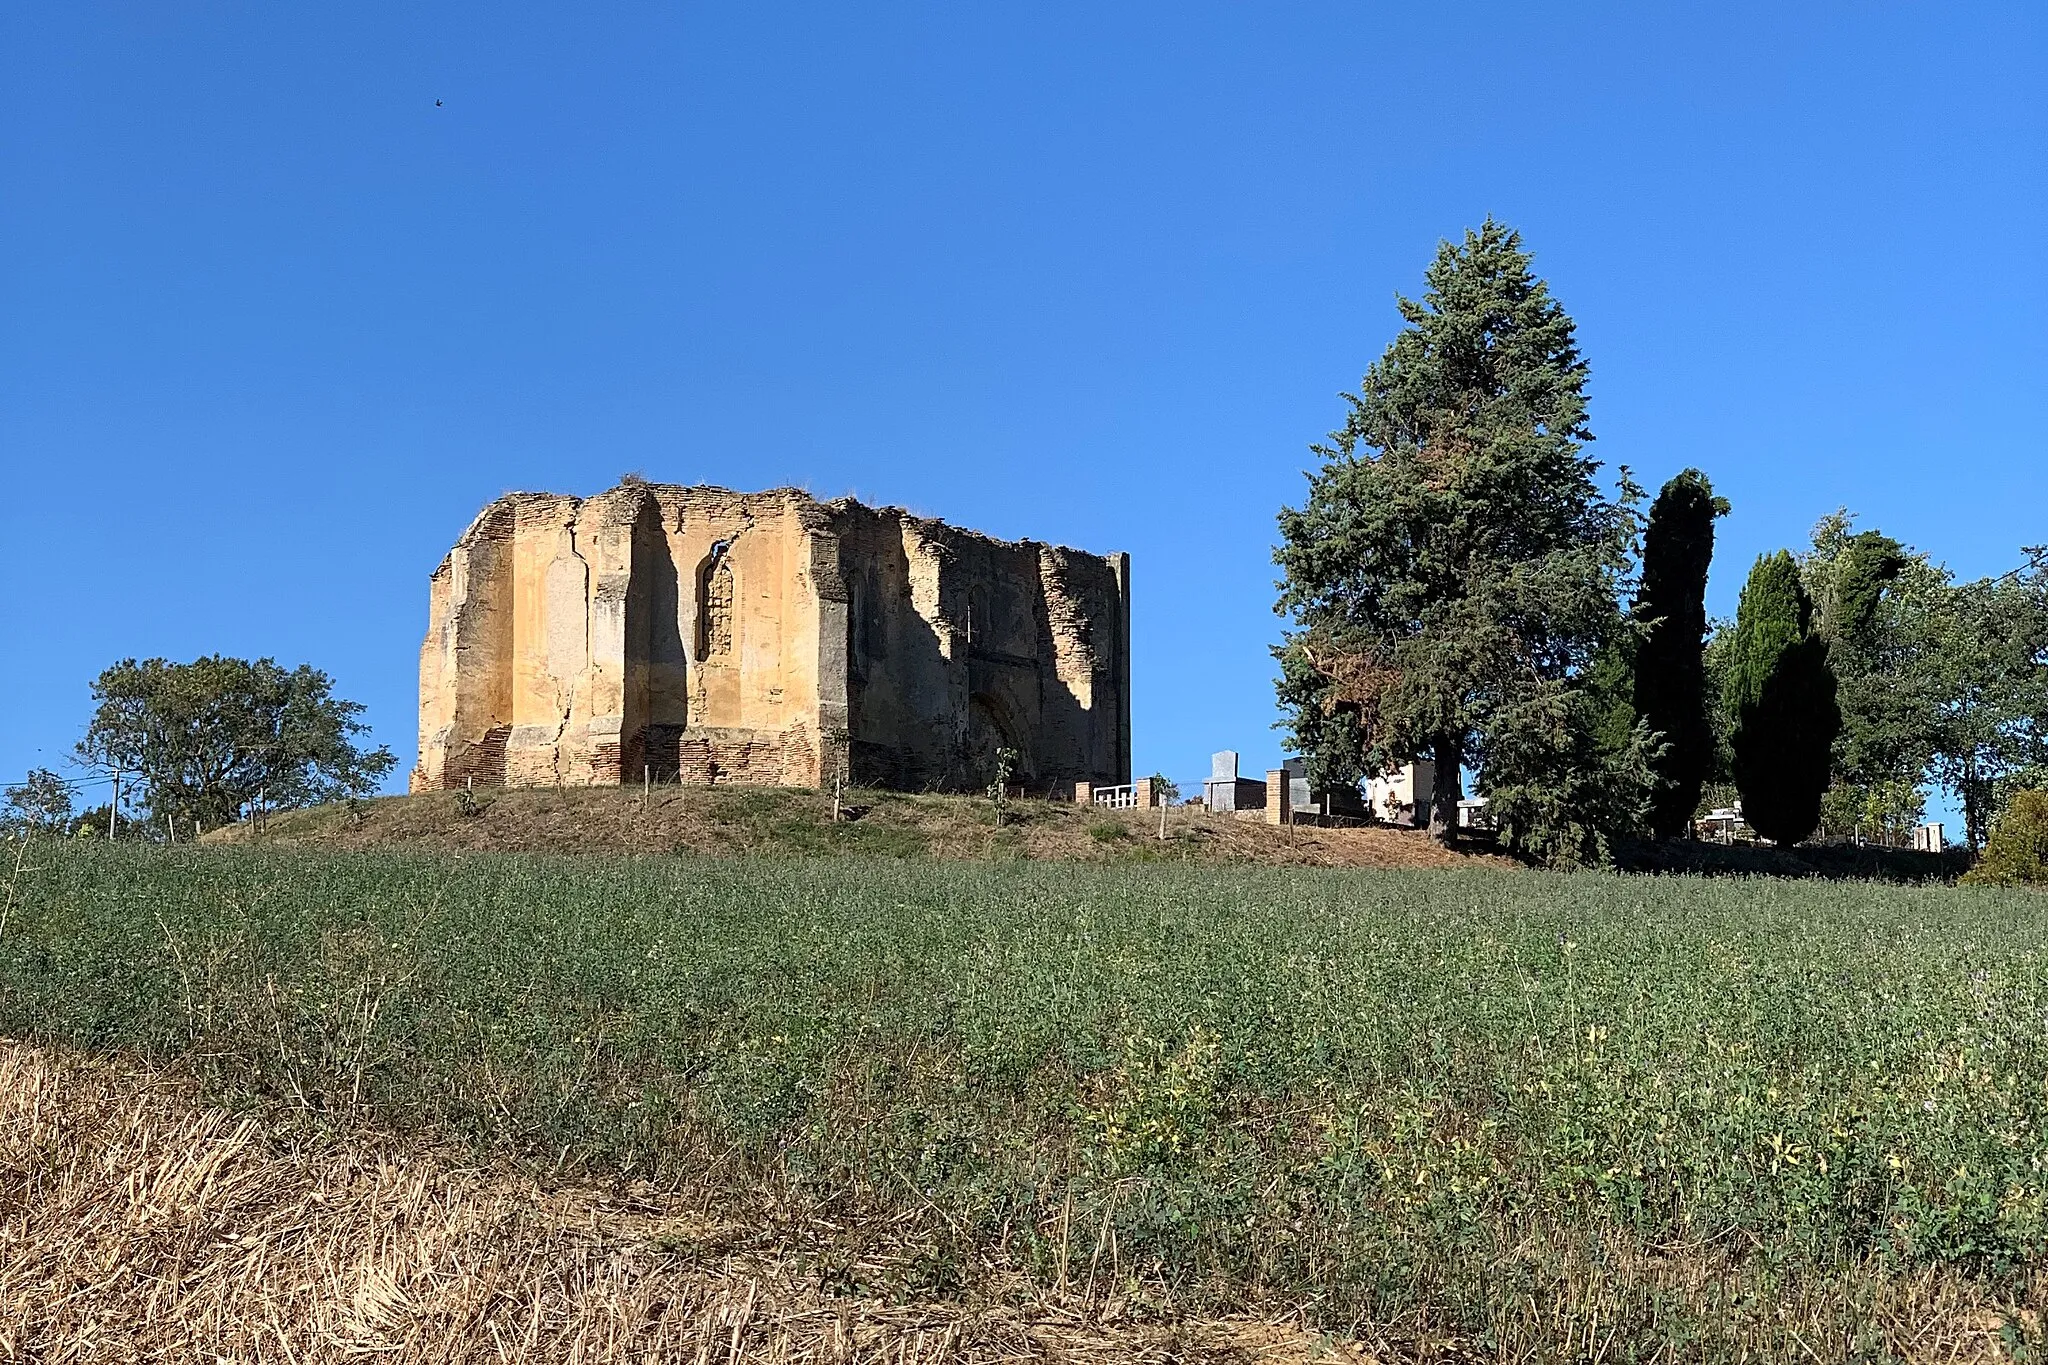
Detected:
[{"left": 412, "top": 480, "right": 1131, "bottom": 795}]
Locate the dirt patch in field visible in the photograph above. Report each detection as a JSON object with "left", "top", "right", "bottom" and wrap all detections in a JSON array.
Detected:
[{"left": 205, "top": 786, "right": 1517, "bottom": 872}]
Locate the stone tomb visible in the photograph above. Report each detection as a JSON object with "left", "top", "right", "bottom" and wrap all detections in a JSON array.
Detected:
[{"left": 412, "top": 480, "right": 1131, "bottom": 795}]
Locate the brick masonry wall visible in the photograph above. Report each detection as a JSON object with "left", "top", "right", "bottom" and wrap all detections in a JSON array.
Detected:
[
  {"left": 1265, "top": 769, "right": 1290, "bottom": 825},
  {"left": 429, "top": 725, "right": 510, "bottom": 790}
]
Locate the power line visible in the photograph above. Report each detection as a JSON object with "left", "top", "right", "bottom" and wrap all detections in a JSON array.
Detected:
[{"left": 0, "top": 772, "right": 117, "bottom": 793}]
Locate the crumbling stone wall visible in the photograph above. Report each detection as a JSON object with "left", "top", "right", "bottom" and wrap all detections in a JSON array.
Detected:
[{"left": 412, "top": 481, "right": 1129, "bottom": 795}]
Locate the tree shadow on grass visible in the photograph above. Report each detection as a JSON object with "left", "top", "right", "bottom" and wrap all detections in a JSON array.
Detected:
[{"left": 1610, "top": 838, "right": 1973, "bottom": 883}]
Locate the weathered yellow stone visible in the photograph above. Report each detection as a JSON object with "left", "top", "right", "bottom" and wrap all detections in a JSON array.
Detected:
[{"left": 412, "top": 481, "right": 1131, "bottom": 794}]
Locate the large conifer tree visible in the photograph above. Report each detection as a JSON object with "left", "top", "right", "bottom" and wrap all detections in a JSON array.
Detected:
[
  {"left": 1275, "top": 221, "right": 1639, "bottom": 852},
  {"left": 1725, "top": 552, "right": 1840, "bottom": 845},
  {"left": 1632, "top": 470, "right": 1728, "bottom": 838}
]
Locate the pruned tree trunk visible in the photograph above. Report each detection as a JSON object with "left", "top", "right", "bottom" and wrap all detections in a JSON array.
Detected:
[{"left": 1428, "top": 733, "right": 1465, "bottom": 845}]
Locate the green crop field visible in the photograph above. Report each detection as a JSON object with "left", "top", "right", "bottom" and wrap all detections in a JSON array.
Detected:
[{"left": 3, "top": 843, "right": 2045, "bottom": 1356}]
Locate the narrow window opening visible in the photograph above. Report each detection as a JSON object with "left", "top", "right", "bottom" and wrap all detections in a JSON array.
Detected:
[
  {"left": 696, "top": 540, "right": 735, "bottom": 663},
  {"left": 968, "top": 585, "right": 990, "bottom": 654}
]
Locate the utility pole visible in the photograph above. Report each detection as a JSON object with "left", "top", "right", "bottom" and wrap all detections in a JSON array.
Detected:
[{"left": 108, "top": 769, "right": 120, "bottom": 840}]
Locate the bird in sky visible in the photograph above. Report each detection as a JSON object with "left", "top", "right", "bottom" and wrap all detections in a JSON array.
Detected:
[{"left": 434, "top": 99, "right": 444, "bottom": 107}]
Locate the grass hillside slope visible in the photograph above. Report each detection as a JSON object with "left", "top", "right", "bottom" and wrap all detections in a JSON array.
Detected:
[
  {"left": 3, "top": 843, "right": 2042, "bottom": 1359},
  {"left": 202, "top": 786, "right": 1970, "bottom": 881}
]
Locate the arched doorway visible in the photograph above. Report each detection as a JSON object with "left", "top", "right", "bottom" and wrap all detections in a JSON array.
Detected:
[{"left": 966, "top": 691, "right": 1028, "bottom": 788}]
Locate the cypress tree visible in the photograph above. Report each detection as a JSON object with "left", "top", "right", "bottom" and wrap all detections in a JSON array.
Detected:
[
  {"left": 1632, "top": 470, "right": 1729, "bottom": 838},
  {"left": 1725, "top": 552, "right": 1840, "bottom": 845}
]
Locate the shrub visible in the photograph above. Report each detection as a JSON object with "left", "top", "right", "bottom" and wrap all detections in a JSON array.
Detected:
[{"left": 1962, "top": 789, "right": 2048, "bottom": 886}]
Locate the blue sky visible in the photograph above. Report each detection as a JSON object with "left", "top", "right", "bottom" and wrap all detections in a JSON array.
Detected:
[{"left": 2, "top": 2, "right": 2042, "bottom": 803}]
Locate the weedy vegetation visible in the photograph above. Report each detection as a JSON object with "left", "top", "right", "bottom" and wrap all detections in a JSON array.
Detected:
[{"left": 3, "top": 842, "right": 2045, "bottom": 1359}]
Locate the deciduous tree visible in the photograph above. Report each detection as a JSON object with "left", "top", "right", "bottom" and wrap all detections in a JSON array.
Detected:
[
  {"left": 1799, "top": 514, "right": 1936, "bottom": 840},
  {"left": 1922, "top": 557, "right": 2048, "bottom": 848},
  {"left": 1, "top": 768, "right": 73, "bottom": 836},
  {"left": 76, "top": 656, "right": 395, "bottom": 831}
]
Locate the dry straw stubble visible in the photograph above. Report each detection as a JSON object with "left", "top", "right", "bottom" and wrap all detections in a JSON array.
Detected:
[{"left": 0, "top": 1039, "right": 1366, "bottom": 1364}]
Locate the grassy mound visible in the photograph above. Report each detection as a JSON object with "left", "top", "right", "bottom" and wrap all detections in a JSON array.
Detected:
[{"left": 206, "top": 784, "right": 1504, "bottom": 870}]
